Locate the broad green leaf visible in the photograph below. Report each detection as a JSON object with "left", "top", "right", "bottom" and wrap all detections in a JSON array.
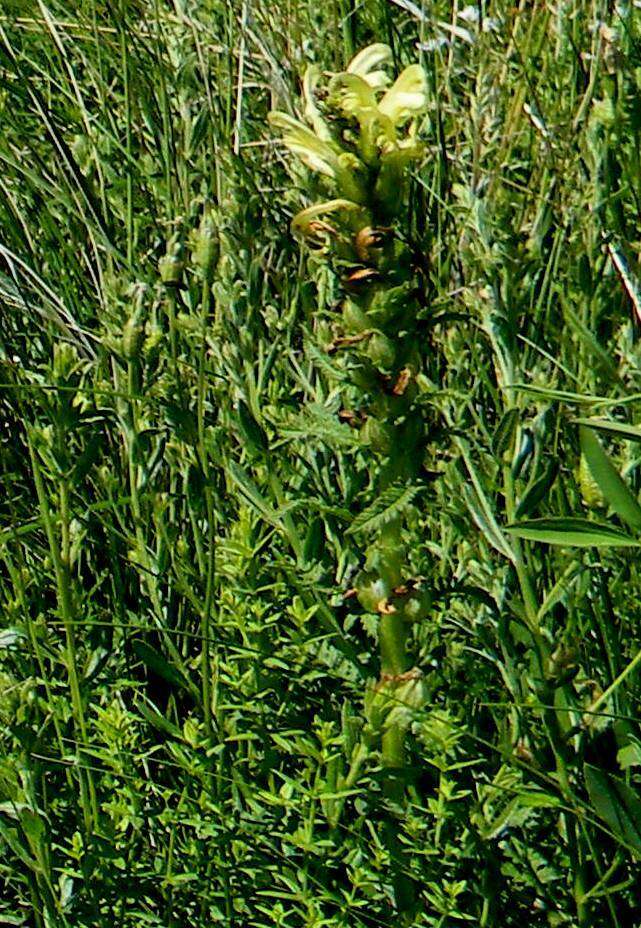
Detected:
[
  {"left": 506, "top": 518, "right": 639, "bottom": 547},
  {"left": 574, "top": 417, "right": 641, "bottom": 443},
  {"left": 491, "top": 407, "right": 519, "bottom": 460},
  {"left": 0, "top": 818, "right": 37, "bottom": 872},
  {"left": 515, "top": 461, "right": 558, "bottom": 519},
  {"left": 236, "top": 400, "right": 268, "bottom": 456},
  {"left": 584, "top": 763, "right": 641, "bottom": 858},
  {"left": 617, "top": 741, "right": 641, "bottom": 771},
  {"left": 132, "top": 641, "right": 194, "bottom": 697},
  {"left": 579, "top": 426, "right": 641, "bottom": 532}
]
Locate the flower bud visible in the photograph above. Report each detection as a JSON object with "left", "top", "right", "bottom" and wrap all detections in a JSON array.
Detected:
[
  {"left": 122, "top": 317, "right": 144, "bottom": 360},
  {"left": 159, "top": 252, "right": 184, "bottom": 286},
  {"left": 191, "top": 211, "right": 220, "bottom": 277},
  {"left": 355, "top": 570, "right": 391, "bottom": 613},
  {"left": 578, "top": 454, "right": 605, "bottom": 510},
  {"left": 400, "top": 586, "right": 432, "bottom": 623}
]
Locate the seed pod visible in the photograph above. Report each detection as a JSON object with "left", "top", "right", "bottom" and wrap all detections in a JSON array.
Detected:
[
  {"left": 400, "top": 587, "right": 432, "bottom": 623},
  {"left": 365, "top": 541, "right": 403, "bottom": 589},
  {"left": 354, "top": 226, "right": 393, "bottom": 263},
  {"left": 122, "top": 317, "right": 145, "bottom": 360},
  {"left": 360, "top": 417, "right": 394, "bottom": 455},
  {"left": 355, "top": 570, "right": 391, "bottom": 614},
  {"left": 367, "top": 332, "right": 396, "bottom": 371},
  {"left": 159, "top": 232, "right": 185, "bottom": 286},
  {"left": 159, "top": 252, "right": 184, "bottom": 286},
  {"left": 191, "top": 210, "right": 220, "bottom": 277},
  {"left": 343, "top": 267, "right": 382, "bottom": 292},
  {"left": 578, "top": 454, "right": 606, "bottom": 510}
]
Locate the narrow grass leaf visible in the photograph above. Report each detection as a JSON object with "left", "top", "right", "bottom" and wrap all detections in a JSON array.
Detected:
[
  {"left": 506, "top": 518, "right": 640, "bottom": 547},
  {"left": 585, "top": 763, "right": 641, "bottom": 858},
  {"left": 457, "top": 444, "right": 515, "bottom": 562},
  {"left": 574, "top": 418, "right": 641, "bottom": 443},
  {"left": 579, "top": 426, "right": 641, "bottom": 532}
]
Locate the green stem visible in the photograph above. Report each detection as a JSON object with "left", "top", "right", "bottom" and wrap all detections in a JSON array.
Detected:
[
  {"left": 196, "top": 274, "right": 215, "bottom": 741},
  {"left": 28, "top": 439, "right": 97, "bottom": 831},
  {"left": 503, "top": 460, "right": 588, "bottom": 924},
  {"left": 379, "top": 612, "right": 409, "bottom": 677}
]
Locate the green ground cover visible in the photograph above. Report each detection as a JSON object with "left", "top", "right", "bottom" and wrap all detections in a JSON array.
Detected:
[{"left": 3, "top": 1, "right": 641, "bottom": 925}]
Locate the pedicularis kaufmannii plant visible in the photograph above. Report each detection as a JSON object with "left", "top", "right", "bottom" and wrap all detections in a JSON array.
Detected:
[{"left": 269, "top": 46, "right": 431, "bottom": 792}]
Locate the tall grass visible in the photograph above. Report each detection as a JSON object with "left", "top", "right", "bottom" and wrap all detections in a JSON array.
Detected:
[{"left": 2, "top": 1, "right": 641, "bottom": 925}]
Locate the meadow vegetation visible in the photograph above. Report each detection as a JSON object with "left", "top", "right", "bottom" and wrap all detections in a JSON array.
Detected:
[{"left": 3, "top": 1, "right": 641, "bottom": 925}]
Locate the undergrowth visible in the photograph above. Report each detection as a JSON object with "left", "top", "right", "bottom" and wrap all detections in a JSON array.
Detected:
[{"left": 3, "top": 1, "right": 641, "bottom": 926}]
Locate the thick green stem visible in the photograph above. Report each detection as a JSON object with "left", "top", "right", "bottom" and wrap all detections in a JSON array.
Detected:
[{"left": 379, "top": 612, "right": 410, "bottom": 677}]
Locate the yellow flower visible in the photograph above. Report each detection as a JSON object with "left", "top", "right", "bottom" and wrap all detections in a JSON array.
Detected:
[{"left": 378, "top": 64, "right": 428, "bottom": 126}]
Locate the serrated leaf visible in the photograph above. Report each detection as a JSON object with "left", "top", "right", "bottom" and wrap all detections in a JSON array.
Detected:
[
  {"left": 579, "top": 426, "right": 641, "bottom": 532},
  {"left": 584, "top": 763, "right": 641, "bottom": 857},
  {"left": 346, "top": 483, "right": 418, "bottom": 536},
  {"left": 305, "top": 341, "right": 348, "bottom": 381},
  {"left": 506, "top": 517, "right": 639, "bottom": 547},
  {"left": 280, "top": 403, "right": 357, "bottom": 449}
]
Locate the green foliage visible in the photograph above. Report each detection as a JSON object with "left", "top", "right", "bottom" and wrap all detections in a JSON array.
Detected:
[{"left": 3, "top": 2, "right": 641, "bottom": 927}]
